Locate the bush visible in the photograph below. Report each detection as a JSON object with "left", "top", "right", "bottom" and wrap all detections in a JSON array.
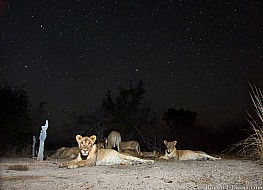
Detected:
[
  {"left": 229, "top": 84, "right": 263, "bottom": 160},
  {"left": 0, "top": 84, "right": 33, "bottom": 156}
]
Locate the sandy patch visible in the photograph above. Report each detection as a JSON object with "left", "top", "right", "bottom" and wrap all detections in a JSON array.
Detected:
[{"left": 0, "top": 157, "right": 262, "bottom": 189}]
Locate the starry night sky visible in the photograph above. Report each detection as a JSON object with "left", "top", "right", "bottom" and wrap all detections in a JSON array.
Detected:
[{"left": 0, "top": 0, "right": 262, "bottom": 127}]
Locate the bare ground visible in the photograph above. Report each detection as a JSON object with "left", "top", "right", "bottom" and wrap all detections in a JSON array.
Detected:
[{"left": 0, "top": 157, "right": 262, "bottom": 190}]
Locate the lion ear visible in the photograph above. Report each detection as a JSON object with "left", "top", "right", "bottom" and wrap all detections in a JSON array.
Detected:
[
  {"left": 76, "top": 135, "right": 82, "bottom": 143},
  {"left": 164, "top": 140, "right": 167, "bottom": 145},
  {"left": 173, "top": 141, "right": 177, "bottom": 146},
  {"left": 89, "top": 135, "right": 97, "bottom": 143}
]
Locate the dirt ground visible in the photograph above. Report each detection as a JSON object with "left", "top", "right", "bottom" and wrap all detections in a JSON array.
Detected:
[{"left": 0, "top": 156, "right": 262, "bottom": 190}]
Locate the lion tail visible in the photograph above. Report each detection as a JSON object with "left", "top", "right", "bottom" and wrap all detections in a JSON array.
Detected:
[
  {"left": 196, "top": 153, "right": 221, "bottom": 161},
  {"left": 121, "top": 154, "right": 154, "bottom": 165}
]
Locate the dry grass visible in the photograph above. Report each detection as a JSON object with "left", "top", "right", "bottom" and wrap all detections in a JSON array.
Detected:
[{"left": 228, "top": 84, "right": 263, "bottom": 161}]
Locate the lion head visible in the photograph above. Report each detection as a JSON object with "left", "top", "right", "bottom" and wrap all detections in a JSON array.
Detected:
[
  {"left": 76, "top": 135, "right": 97, "bottom": 158},
  {"left": 164, "top": 140, "right": 177, "bottom": 154}
]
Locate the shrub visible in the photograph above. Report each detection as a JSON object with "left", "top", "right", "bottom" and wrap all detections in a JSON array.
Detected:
[
  {"left": 0, "top": 84, "right": 33, "bottom": 156},
  {"left": 229, "top": 84, "right": 263, "bottom": 160}
]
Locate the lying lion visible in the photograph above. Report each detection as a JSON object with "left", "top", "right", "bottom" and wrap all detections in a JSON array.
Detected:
[
  {"left": 60, "top": 135, "right": 154, "bottom": 169},
  {"left": 140, "top": 150, "right": 159, "bottom": 158},
  {"left": 120, "top": 140, "right": 140, "bottom": 155},
  {"left": 51, "top": 142, "right": 105, "bottom": 159},
  {"left": 50, "top": 147, "right": 79, "bottom": 159},
  {"left": 158, "top": 140, "right": 221, "bottom": 161},
  {"left": 121, "top": 149, "right": 140, "bottom": 157}
]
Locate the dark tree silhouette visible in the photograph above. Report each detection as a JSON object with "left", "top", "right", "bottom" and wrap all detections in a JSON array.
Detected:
[
  {"left": 101, "top": 81, "right": 146, "bottom": 138},
  {"left": 70, "top": 81, "right": 168, "bottom": 151},
  {"left": 163, "top": 108, "right": 198, "bottom": 148},
  {"left": 0, "top": 84, "right": 32, "bottom": 155},
  {"left": 164, "top": 108, "right": 197, "bottom": 127},
  {"left": 77, "top": 107, "right": 111, "bottom": 142},
  {"left": 100, "top": 81, "right": 167, "bottom": 150}
]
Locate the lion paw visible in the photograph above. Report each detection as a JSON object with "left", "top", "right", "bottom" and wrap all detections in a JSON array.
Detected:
[
  {"left": 59, "top": 163, "right": 67, "bottom": 168},
  {"left": 147, "top": 160, "right": 154, "bottom": 165},
  {"left": 67, "top": 164, "right": 79, "bottom": 169}
]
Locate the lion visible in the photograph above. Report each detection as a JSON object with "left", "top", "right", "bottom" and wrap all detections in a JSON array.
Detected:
[
  {"left": 59, "top": 135, "right": 154, "bottom": 169},
  {"left": 97, "top": 142, "right": 105, "bottom": 149},
  {"left": 121, "top": 149, "right": 140, "bottom": 157},
  {"left": 51, "top": 142, "right": 105, "bottom": 159},
  {"left": 120, "top": 141, "right": 140, "bottom": 155},
  {"left": 105, "top": 131, "right": 121, "bottom": 151},
  {"left": 50, "top": 147, "right": 79, "bottom": 159},
  {"left": 158, "top": 140, "right": 221, "bottom": 161},
  {"left": 140, "top": 150, "right": 159, "bottom": 158}
]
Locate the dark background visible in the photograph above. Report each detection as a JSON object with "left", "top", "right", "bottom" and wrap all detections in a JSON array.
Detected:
[{"left": 0, "top": 0, "right": 262, "bottom": 154}]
